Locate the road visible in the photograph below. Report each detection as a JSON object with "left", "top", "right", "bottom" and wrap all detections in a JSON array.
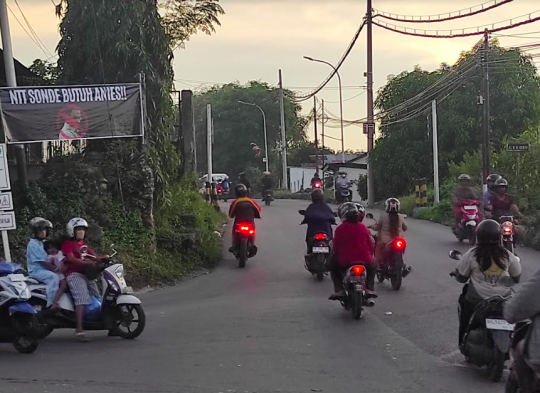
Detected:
[{"left": 1, "top": 199, "right": 538, "bottom": 393}]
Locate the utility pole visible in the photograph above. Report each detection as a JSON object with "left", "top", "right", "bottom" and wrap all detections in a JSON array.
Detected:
[
  {"left": 321, "top": 99, "right": 325, "bottom": 168},
  {"left": 314, "top": 97, "right": 319, "bottom": 173},
  {"left": 0, "top": 0, "right": 27, "bottom": 191},
  {"left": 279, "top": 69, "right": 288, "bottom": 189},
  {"left": 432, "top": 100, "right": 440, "bottom": 204},
  {"left": 481, "top": 29, "right": 491, "bottom": 193},
  {"left": 206, "top": 104, "right": 213, "bottom": 186},
  {"left": 366, "top": 0, "right": 375, "bottom": 207}
]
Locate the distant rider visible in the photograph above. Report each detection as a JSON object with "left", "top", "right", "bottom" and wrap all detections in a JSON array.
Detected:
[
  {"left": 261, "top": 171, "right": 274, "bottom": 199},
  {"left": 483, "top": 174, "right": 501, "bottom": 213},
  {"left": 301, "top": 189, "right": 336, "bottom": 253},
  {"left": 451, "top": 174, "right": 478, "bottom": 228},
  {"left": 488, "top": 177, "right": 523, "bottom": 222},
  {"left": 228, "top": 184, "right": 262, "bottom": 255},
  {"left": 310, "top": 172, "right": 322, "bottom": 188},
  {"left": 236, "top": 172, "right": 251, "bottom": 196},
  {"left": 452, "top": 219, "right": 522, "bottom": 346},
  {"left": 334, "top": 171, "right": 351, "bottom": 202}
]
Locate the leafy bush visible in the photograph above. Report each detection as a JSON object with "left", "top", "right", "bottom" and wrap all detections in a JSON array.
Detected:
[{"left": 414, "top": 200, "right": 452, "bottom": 224}]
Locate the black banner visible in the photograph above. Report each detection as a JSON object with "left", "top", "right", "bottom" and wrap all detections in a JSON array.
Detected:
[{"left": 0, "top": 83, "right": 143, "bottom": 143}]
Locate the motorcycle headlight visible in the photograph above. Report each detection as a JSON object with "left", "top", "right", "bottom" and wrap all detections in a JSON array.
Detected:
[{"left": 115, "top": 265, "right": 124, "bottom": 279}]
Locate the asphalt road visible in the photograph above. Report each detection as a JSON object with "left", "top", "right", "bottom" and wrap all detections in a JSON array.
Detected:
[{"left": 1, "top": 199, "right": 538, "bottom": 393}]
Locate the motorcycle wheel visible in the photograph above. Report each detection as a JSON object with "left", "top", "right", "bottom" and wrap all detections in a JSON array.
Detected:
[
  {"left": 111, "top": 304, "right": 146, "bottom": 340},
  {"left": 315, "top": 255, "right": 325, "bottom": 281},
  {"left": 350, "top": 291, "right": 363, "bottom": 320},
  {"left": 391, "top": 255, "right": 403, "bottom": 291},
  {"left": 29, "top": 300, "right": 54, "bottom": 338},
  {"left": 504, "top": 373, "right": 519, "bottom": 393},
  {"left": 12, "top": 315, "right": 39, "bottom": 354},
  {"left": 487, "top": 347, "right": 505, "bottom": 382},
  {"left": 265, "top": 199, "right": 270, "bottom": 206},
  {"left": 238, "top": 240, "right": 247, "bottom": 268},
  {"left": 468, "top": 226, "right": 477, "bottom": 246},
  {"left": 13, "top": 335, "right": 39, "bottom": 354}
]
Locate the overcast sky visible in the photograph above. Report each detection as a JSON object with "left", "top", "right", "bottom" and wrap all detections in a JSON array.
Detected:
[{"left": 7, "top": 0, "right": 540, "bottom": 151}]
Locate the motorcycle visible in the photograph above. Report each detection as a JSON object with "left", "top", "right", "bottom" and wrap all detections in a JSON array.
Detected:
[
  {"left": 0, "top": 263, "right": 40, "bottom": 353},
  {"left": 263, "top": 189, "right": 274, "bottom": 206},
  {"left": 28, "top": 246, "right": 145, "bottom": 340},
  {"left": 336, "top": 184, "right": 352, "bottom": 203},
  {"left": 332, "top": 265, "right": 373, "bottom": 320},
  {"left": 232, "top": 222, "right": 256, "bottom": 268},
  {"left": 505, "top": 321, "right": 539, "bottom": 392},
  {"left": 217, "top": 184, "right": 229, "bottom": 202},
  {"left": 449, "top": 250, "right": 514, "bottom": 382},
  {"left": 312, "top": 180, "right": 322, "bottom": 190},
  {"left": 452, "top": 199, "right": 480, "bottom": 245},
  {"left": 500, "top": 216, "right": 517, "bottom": 254}
]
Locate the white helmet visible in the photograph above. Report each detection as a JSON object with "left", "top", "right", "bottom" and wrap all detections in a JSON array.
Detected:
[
  {"left": 67, "top": 217, "right": 88, "bottom": 238},
  {"left": 385, "top": 198, "right": 401, "bottom": 213}
]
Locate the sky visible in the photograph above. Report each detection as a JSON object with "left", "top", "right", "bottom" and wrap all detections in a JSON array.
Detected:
[{"left": 5, "top": 0, "right": 540, "bottom": 152}]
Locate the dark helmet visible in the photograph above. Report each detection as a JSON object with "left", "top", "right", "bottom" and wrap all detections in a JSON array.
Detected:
[
  {"left": 311, "top": 188, "right": 324, "bottom": 202},
  {"left": 477, "top": 219, "right": 501, "bottom": 245},
  {"left": 494, "top": 178, "right": 508, "bottom": 188},
  {"left": 338, "top": 202, "right": 359, "bottom": 222},
  {"left": 486, "top": 174, "right": 501, "bottom": 183},
  {"left": 313, "top": 172, "right": 320, "bottom": 178},
  {"left": 239, "top": 172, "right": 246, "bottom": 178},
  {"left": 235, "top": 184, "right": 248, "bottom": 197},
  {"left": 28, "top": 217, "right": 53, "bottom": 237}
]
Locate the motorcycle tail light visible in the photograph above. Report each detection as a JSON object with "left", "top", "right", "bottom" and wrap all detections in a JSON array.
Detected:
[
  {"left": 503, "top": 226, "right": 513, "bottom": 234},
  {"left": 239, "top": 224, "right": 255, "bottom": 235},
  {"left": 314, "top": 233, "right": 327, "bottom": 240},
  {"left": 394, "top": 238, "right": 406, "bottom": 251},
  {"left": 351, "top": 265, "right": 365, "bottom": 276}
]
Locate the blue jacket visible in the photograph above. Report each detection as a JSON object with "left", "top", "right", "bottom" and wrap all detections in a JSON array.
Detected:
[{"left": 302, "top": 202, "right": 336, "bottom": 240}]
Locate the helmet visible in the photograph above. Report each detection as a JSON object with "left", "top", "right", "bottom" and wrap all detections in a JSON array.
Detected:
[
  {"left": 313, "top": 172, "right": 320, "bottom": 178},
  {"left": 338, "top": 202, "right": 359, "bottom": 222},
  {"left": 29, "top": 217, "right": 52, "bottom": 235},
  {"left": 67, "top": 217, "right": 88, "bottom": 238},
  {"left": 477, "top": 219, "right": 501, "bottom": 245},
  {"left": 264, "top": 171, "right": 271, "bottom": 176},
  {"left": 235, "top": 184, "right": 248, "bottom": 198},
  {"left": 340, "top": 172, "right": 347, "bottom": 178},
  {"left": 494, "top": 178, "right": 508, "bottom": 188},
  {"left": 385, "top": 198, "right": 401, "bottom": 213},
  {"left": 458, "top": 174, "right": 471, "bottom": 182},
  {"left": 239, "top": 172, "right": 246, "bottom": 178},
  {"left": 486, "top": 174, "right": 501, "bottom": 183},
  {"left": 311, "top": 188, "right": 324, "bottom": 202},
  {"left": 354, "top": 202, "right": 366, "bottom": 221}
]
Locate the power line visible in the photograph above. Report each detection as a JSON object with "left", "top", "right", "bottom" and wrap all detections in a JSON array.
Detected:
[
  {"left": 373, "top": 0, "right": 513, "bottom": 24},
  {"left": 6, "top": 3, "right": 53, "bottom": 58},
  {"left": 12, "top": 0, "right": 54, "bottom": 58}
]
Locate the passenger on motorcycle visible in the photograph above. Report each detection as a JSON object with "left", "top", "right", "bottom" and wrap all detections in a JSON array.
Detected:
[
  {"left": 228, "top": 184, "right": 262, "bottom": 254},
  {"left": 44, "top": 239, "right": 68, "bottom": 309},
  {"left": 504, "top": 267, "right": 540, "bottom": 391},
  {"left": 26, "top": 217, "right": 59, "bottom": 309},
  {"left": 330, "top": 202, "right": 376, "bottom": 299},
  {"left": 452, "top": 219, "right": 522, "bottom": 346},
  {"left": 483, "top": 174, "right": 501, "bottom": 213},
  {"left": 452, "top": 174, "right": 479, "bottom": 228},
  {"left": 61, "top": 217, "right": 101, "bottom": 341},
  {"left": 371, "top": 198, "right": 412, "bottom": 275},
  {"left": 302, "top": 189, "right": 336, "bottom": 253},
  {"left": 221, "top": 176, "right": 230, "bottom": 192},
  {"left": 338, "top": 202, "right": 366, "bottom": 223},
  {"left": 236, "top": 172, "right": 251, "bottom": 196},
  {"left": 488, "top": 177, "right": 523, "bottom": 222}
]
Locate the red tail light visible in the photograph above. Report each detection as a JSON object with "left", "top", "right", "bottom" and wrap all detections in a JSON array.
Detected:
[
  {"left": 314, "top": 233, "right": 327, "bottom": 240},
  {"left": 314, "top": 183, "right": 321, "bottom": 188},
  {"left": 238, "top": 224, "right": 255, "bottom": 235},
  {"left": 351, "top": 265, "right": 365, "bottom": 276},
  {"left": 394, "top": 238, "right": 406, "bottom": 250},
  {"left": 503, "top": 226, "right": 513, "bottom": 234}
]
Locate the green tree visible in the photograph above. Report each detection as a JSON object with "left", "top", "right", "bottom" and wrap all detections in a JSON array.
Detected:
[
  {"left": 28, "top": 59, "right": 59, "bottom": 84},
  {"left": 193, "top": 81, "right": 308, "bottom": 180}
]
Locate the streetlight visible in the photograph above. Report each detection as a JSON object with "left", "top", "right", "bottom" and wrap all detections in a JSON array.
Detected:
[
  {"left": 304, "top": 56, "right": 345, "bottom": 163},
  {"left": 238, "top": 100, "right": 269, "bottom": 172}
]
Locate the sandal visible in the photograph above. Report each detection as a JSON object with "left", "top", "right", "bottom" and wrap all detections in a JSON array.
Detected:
[{"left": 75, "top": 332, "right": 91, "bottom": 342}]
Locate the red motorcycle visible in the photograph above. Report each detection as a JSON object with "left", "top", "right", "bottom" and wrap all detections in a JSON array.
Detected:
[
  {"left": 233, "top": 222, "right": 256, "bottom": 268},
  {"left": 452, "top": 199, "right": 480, "bottom": 245}
]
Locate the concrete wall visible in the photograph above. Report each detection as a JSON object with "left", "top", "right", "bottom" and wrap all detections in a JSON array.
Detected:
[{"left": 289, "top": 167, "right": 317, "bottom": 192}]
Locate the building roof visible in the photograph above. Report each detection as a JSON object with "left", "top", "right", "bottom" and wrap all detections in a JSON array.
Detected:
[{"left": 0, "top": 49, "right": 41, "bottom": 87}]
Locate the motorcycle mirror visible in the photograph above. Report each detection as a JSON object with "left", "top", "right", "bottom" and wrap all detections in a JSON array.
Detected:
[
  {"left": 365, "top": 213, "right": 374, "bottom": 219},
  {"left": 333, "top": 211, "right": 338, "bottom": 217},
  {"left": 448, "top": 250, "right": 462, "bottom": 260},
  {"left": 298, "top": 210, "right": 306, "bottom": 216}
]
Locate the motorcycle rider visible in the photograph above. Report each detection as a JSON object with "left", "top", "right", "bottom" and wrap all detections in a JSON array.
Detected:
[
  {"left": 330, "top": 202, "right": 376, "bottom": 299},
  {"left": 61, "top": 217, "right": 101, "bottom": 342},
  {"left": 26, "top": 217, "right": 59, "bottom": 310},
  {"left": 483, "top": 174, "right": 501, "bottom": 212},
  {"left": 504, "top": 268, "right": 540, "bottom": 392},
  {"left": 335, "top": 171, "right": 351, "bottom": 202},
  {"left": 452, "top": 219, "right": 522, "bottom": 346},
  {"left": 451, "top": 174, "right": 478, "bottom": 229},
  {"left": 302, "top": 189, "right": 336, "bottom": 253},
  {"left": 261, "top": 171, "right": 274, "bottom": 199},
  {"left": 488, "top": 177, "right": 524, "bottom": 222},
  {"left": 228, "top": 184, "right": 261, "bottom": 254},
  {"left": 371, "top": 198, "right": 412, "bottom": 276},
  {"left": 310, "top": 172, "right": 322, "bottom": 188},
  {"left": 236, "top": 172, "right": 251, "bottom": 195},
  {"left": 222, "top": 176, "right": 230, "bottom": 193}
]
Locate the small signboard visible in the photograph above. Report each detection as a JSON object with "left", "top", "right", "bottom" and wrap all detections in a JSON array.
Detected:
[
  {"left": 0, "top": 211, "right": 16, "bottom": 231},
  {"left": 0, "top": 144, "right": 10, "bottom": 190},
  {"left": 363, "top": 122, "right": 375, "bottom": 135},
  {"left": 507, "top": 143, "right": 530, "bottom": 152},
  {"left": 0, "top": 192, "right": 12, "bottom": 211}
]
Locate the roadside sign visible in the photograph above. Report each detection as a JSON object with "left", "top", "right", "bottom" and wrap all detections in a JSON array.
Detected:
[
  {"left": 0, "top": 144, "right": 10, "bottom": 190},
  {"left": 363, "top": 122, "right": 375, "bottom": 135},
  {"left": 507, "top": 143, "right": 530, "bottom": 152},
  {"left": 0, "top": 211, "right": 16, "bottom": 231},
  {"left": 0, "top": 192, "right": 12, "bottom": 211}
]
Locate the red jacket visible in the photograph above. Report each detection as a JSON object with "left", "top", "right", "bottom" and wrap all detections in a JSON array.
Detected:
[{"left": 333, "top": 221, "right": 374, "bottom": 267}]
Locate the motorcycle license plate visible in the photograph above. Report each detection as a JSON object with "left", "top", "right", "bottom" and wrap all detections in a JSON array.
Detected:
[
  {"left": 312, "top": 247, "right": 329, "bottom": 253},
  {"left": 486, "top": 318, "right": 515, "bottom": 331}
]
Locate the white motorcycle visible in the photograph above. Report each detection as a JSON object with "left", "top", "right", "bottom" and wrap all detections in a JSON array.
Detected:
[
  {"left": 28, "top": 246, "right": 145, "bottom": 339},
  {"left": 0, "top": 263, "right": 40, "bottom": 353}
]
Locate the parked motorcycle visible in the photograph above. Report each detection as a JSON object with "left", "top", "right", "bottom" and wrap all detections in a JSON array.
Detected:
[
  {"left": 232, "top": 222, "right": 256, "bottom": 268},
  {"left": 263, "top": 189, "right": 274, "bottom": 206},
  {"left": 28, "top": 246, "right": 145, "bottom": 340},
  {"left": 333, "top": 265, "right": 373, "bottom": 320},
  {"left": 449, "top": 250, "right": 513, "bottom": 382},
  {"left": 0, "top": 263, "right": 40, "bottom": 353},
  {"left": 499, "top": 216, "right": 517, "bottom": 254},
  {"left": 505, "top": 321, "right": 539, "bottom": 392},
  {"left": 452, "top": 199, "right": 480, "bottom": 245}
]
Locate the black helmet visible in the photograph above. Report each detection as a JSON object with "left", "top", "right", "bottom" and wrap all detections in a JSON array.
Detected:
[
  {"left": 494, "top": 178, "right": 508, "bottom": 188},
  {"left": 311, "top": 188, "right": 324, "bottom": 202},
  {"left": 477, "top": 219, "right": 501, "bottom": 245},
  {"left": 338, "top": 202, "right": 359, "bottom": 222},
  {"left": 235, "top": 184, "right": 248, "bottom": 197},
  {"left": 29, "top": 217, "right": 53, "bottom": 237}
]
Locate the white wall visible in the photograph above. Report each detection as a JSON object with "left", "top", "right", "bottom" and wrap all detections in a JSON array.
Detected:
[
  {"left": 289, "top": 167, "right": 317, "bottom": 192},
  {"left": 332, "top": 166, "right": 367, "bottom": 202}
]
